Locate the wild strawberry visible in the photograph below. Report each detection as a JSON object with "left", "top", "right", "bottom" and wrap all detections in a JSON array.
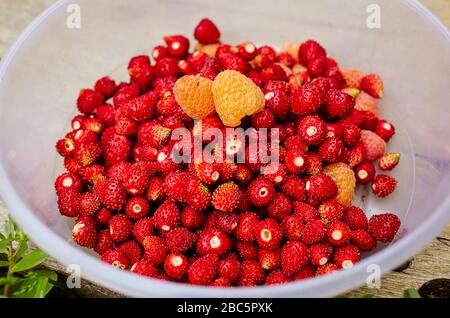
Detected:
[
  {"left": 188, "top": 254, "right": 219, "bottom": 285},
  {"left": 344, "top": 206, "right": 368, "bottom": 230},
  {"left": 63, "top": 157, "right": 82, "bottom": 175},
  {"left": 129, "top": 63, "right": 154, "bottom": 88},
  {"left": 323, "top": 163, "right": 356, "bottom": 208},
  {"left": 131, "top": 260, "right": 158, "bottom": 278},
  {"left": 178, "top": 59, "right": 194, "bottom": 75},
  {"left": 57, "top": 188, "right": 80, "bottom": 217},
  {"left": 193, "top": 161, "right": 220, "bottom": 184},
  {"left": 264, "top": 90, "right": 290, "bottom": 120},
  {"left": 194, "top": 18, "right": 221, "bottom": 44},
  {"left": 318, "top": 200, "right": 344, "bottom": 226},
  {"left": 164, "top": 35, "right": 189, "bottom": 58},
  {"left": 290, "top": 84, "right": 322, "bottom": 115},
  {"left": 281, "top": 241, "right": 310, "bottom": 276},
  {"left": 268, "top": 193, "right": 292, "bottom": 221},
  {"left": 93, "top": 178, "right": 127, "bottom": 211},
  {"left": 124, "top": 196, "right": 149, "bottom": 221},
  {"left": 144, "top": 177, "right": 164, "bottom": 203},
  {"left": 79, "top": 192, "right": 101, "bottom": 216},
  {"left": 240, "top": 260, "right": 265, "bottom": 285},
  {"left": 94, "top": 208, "right": 112, "bottom": 227},
  {"left": 378, "top": 153, "right": 400, "bottom": 171},
  {"left": 236, "top": 212, "right": 260, "bottom": 242},
  {"left": 112, "top": 83, "right": 140, "bottom": 107},
  {"left": 153, "top": 200, "right": 181, "bottom": 232},
  {"left": 155, "top": 57, "right": 180, "bottom": 77},
  {"left": 77, "top": 89, "right": 104, "bottom": 114},
  {"left": 297, "top": 115, "right": 327, "bottom": 146},
  {"left": 105, "top": 162, "right": 129, "bottom": 182},
  {"left": 74, "top": 141, "right": 102, "bottom": 167},
  {"left": 94, "top": 229, "right": 114, "bottom": 255},
  {"left": 262, "top": 163, "right": 287, "bottom": 186},
  {"left": 283, "top": 215, "right": 303, "bottom": 241},
  {"left": 210, "top": 277, "right": 231, "bottom": 287},
  {"left": 218, "top": 257, "right": 241, "bottom": 284},
  {"left": 102, "top": 134, "right": 132, "bottom": 166},
  {"left": 333, "top": 244, "right": 360, "bottom": 269},
  {"left": 260, "top": 63, "right": 288, "bottom": 83},
  {"left": 293, "top": 265, "right": 315, "bottom": 280},
  {"left": 114, "top": 118, "right": 138, "bottom": 137},
  {"left": 212, "top": 182, "right": 241, "bottom": 213},
  {"left": 368, "top": 213, "right": 400, "bottom": 243},
  {"left": 316, "top": 263, "right": 338, "bottom": 276},
  {"left": 351, "top": 230, "right": 376, "bottom": 251},
  {"left": 107, "top": 214, "right": 132, "bottom": 243},
  {"left": 72, "top": 217, "right": 97, "bottom": 248},
  {"left": 355, "top": 162, "right": 376, "bottom": 184},
  {"left": 292, "top": 202, "right": 318, "bottom": 222},
  {"left": 342, "top": 124, "right": 361, "bottom": 147},
  {"left": 185, "top": 178, "right": 211, "bottom": 211},
  {"left": 79, "top": 164, "right": 105, "bottom": 184},
  {"left": 122, "top": 164, "right": 149, "bottom": 196},
  {"left": 307, "top": 56, "right": 327, "bottom": 77},
  {"left": 258, "top": 248, "right": 281, "bottom": 271},
  {"left": 117, "top": 240, "right": 142, "bottom": 265},
  {"left": 251, "top": 109, "right": 275, "bottom": 129},
  {"left": 277, "top": 50, "right": 297, "bottom": 68},
  {"left": 372, "top": 174, "right": 397, "bottom": 198},
  {"left": 347, "top": 141, "right": 367, "bottom": 168},
  {"left": 101, "top": 249, "right": 129, "bottom": 269},
  {"left": 54, "top": 172, "right": 82, "bottom": 194},
  {"left": 341, "top": 68, "right": 364, "bottom": 88},
  {"left": 308, "top": 243, "right": 330, "bottom": 266},
  {"left": 181, "top": 206, "right": 205, "bottom": 229},
  {"left": 163, "top": 172, "right": 188, "bottom": 203},
  {"left": 318, "top": 137, "right": 345, "bottom": 163},
  {"left": 152, "top": 45, "right": 168, "bottom": 61},
  {"left": 327, "top": 221, "right": 351, "bottom": 246},
  {"left": 375, "top": 120, "right": 396, "bottom": 142},
  {"left": 214, "top": 212, "right": 239, "bottom": 233},
  {"left": 157, "top": 145, "right": 182, "bottom": 175},
  {"left": 305, "top": 174, "right": 338, "bottom": 202},
  {"left": 164, "top": 254, "right": 189, "bottom": 280},
  {"left": 253, "top": 46, "right": 277, "bottom": 69},
  {"left": 301, "top": 220, "right": 326, "bottom": 245},
  {"left": 248, "top": 177, "right": 275, "bottom": 207},
  {"left": 234, "top": 164, "right": 253, "bottom": 185},
  {"left": 326, "top": 89, "right": 355, "bottom": 118},
  {"left": 81, "top": 117, "right": 105, "bottom": 135},
  {"left": 137, "top": 121, "right": 171, "bottom": 149},
  {"left": 143, "top": 236, "right": 168, "bottom": 265},
  {"left": 235, "top": 41, "right": 256, "bottom": 60},
  {"left": 197, "top": 228, "right": 231, "bottom": 256},
  {"left": 236, "top": 241, "right": 258, "bottom": 260},
  {"left": 55, "top": 136, "right": 76, "bottom": 157},
  {"left": 132, "top": 217, "right": 153, "bottom": 243},
  {"left": 94, "top": 76, "right": 117, "bottom": 99},
  {"left": 254, "top": 218, "right": 283, "bottom": 249},
  {"left": 284, "top": 135, "right": 307, "bottom": 153},
  {"left": 199, "top": 56, "right": 222, "bottom": 80},
  {"left": 298, "top": 40, "right": 326, "bottom": 66},
  {"left": 285, "top": 149, "right": 307, "bottom": 175},
  {"left": 360, "top": 74, "right": 384, "bottom": 98}
]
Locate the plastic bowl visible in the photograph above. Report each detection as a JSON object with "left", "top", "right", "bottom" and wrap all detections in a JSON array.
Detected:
[{"left": 0, "top": 0, "right": 450, "bottom": 297}]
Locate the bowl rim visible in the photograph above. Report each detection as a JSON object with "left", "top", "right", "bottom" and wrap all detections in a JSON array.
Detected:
[{"left": 0, "top": 0, "right": 450, "bottom": 297}]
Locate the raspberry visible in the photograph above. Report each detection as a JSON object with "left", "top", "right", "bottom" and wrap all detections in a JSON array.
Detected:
[
  {"left": 323, "top": 163, "right": 356, "bottom": 208},
  {"left": 212, "top": 182, "right": 241, "bottom": 213},
  {"left": 343, "top": 206, "right": 368, "bottom": 230},
  {"left": 341, "top": 68, "right": 364, "bottom": 88},
  {"left": 240, "top": 260, "right": 265, "bottom": 285},
  {"left": 360, "top": 74, "right": 384, "bottom": 99},
  {"left": 247, "top": 177, "right": 275, "bottom": 207},
  {"left": 194, "top": 18, "right": 221, "bottom": 45},
  {"left": 351, "top": 230, "right": 376, "bottom": 251},
  {"left": 298, "top": 40, "right": 326, "bottom": 65},
  {"left": 131, "top": 260, "right": 159, "bottom": 278},
  {"left": 164, "top": 35, "right": 190, "bottom": 58},
  {"left": 72, "top": 218, "right": 97, "bottom": 248},
  {"left": 282, "top": 215, "right": 303, "bottom": 241},
  {"left": 333, "top": 244, "right": 360, "bottom": 269},
  {"left": 318, "top": 137, "right": 345, "bottom": 163},
  {"left": 164, "top": 254, "right": 189, "bottom": 280},
  {"left": 143, "top": 236, "right": 168, "bottom": 265},
  {"left": 77, "top": 89, "right": 104, "bottom": 114},
  {"left": 153, "top": 200, "right": 181, "bottom": 232},
  {"left": 372, "top": 174, "right": 398, "bottom": 198},
  {"left": 280, "top": 175, "right": 306, "bottom": 202},
  {"left": 254, "top": 218, "right": 283, "bottom": 249},
  {"left": 218, "top": 258, "right": 241, "bottom": 284},
  {"left": 173, "top": 75, "right": 215, "bottom": 120},
  {"left": 297, "top": 115, "right": 327, "bottom": 145},
  {"left": 101, "top": 249, "right": 130, "bottom": 270},
  {"left": 281, "top": 241, "right": 310, "bottom": 276},
  {"left": 369, "top": 213, "right": 401, "bottom": 244},
  {"left": 290, "top": 84, "right": 322, "bottom": 115},
  {"left": 236, "top": 212, "right": 260, "bottom": 242},
  {"left": 93, "top": 178, "right": 127, "bottom": 211},
  {"left": 125, "top": 196, "right": 149, "bottom": 220},
  {"left": 327, "top": 221, "right": 351, "bottom": 246},
  {"left": 188, "top": 254, "right": 219, "bottom": 285},
  {"left": 375, "top": 120, "right": 396, "bottom": 142},
  {"left": 181, "top": 206, "right": 205, "bottom": 229},
  {"left": 212, "top": 70, "right": 265, "bottom": 127},
  {"left": 301, "top": 220, "right": 327, "bottom": 245},
  {"left": 268, "top": 193, "right": 292, "bottom": 221},
  {"left": 132, "top": 217, "right": 153, "bottom": 243},
  {"left": 258, "top": 248, "right": 281, "bottom": 271},
  {"left": 305, "top": 174, "right": 338, "bottom": 202},
  {"left": 355, "top": 162, "right": 376, "bottom": 184},
  {"left": 197, "top": 228, "right": 231, "bottom": 256}
]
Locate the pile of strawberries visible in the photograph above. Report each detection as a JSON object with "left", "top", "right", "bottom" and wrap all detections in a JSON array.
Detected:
[{"left": 54, "top": 18, "right": 402, "bottom": 287}]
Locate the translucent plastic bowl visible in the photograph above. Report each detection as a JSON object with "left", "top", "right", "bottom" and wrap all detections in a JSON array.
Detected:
[{"left": 0, "top": 0, "right": 449, "bottom": 297}]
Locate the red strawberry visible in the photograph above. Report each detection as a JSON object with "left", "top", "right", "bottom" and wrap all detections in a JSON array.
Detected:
[
  {"left": 268, "top": 193, "right": 292, "bottom": 221},
  {"left": 165, "top": 228, "right": 196, "bottom": 254},
  {"left": 218, "top": 257, "right": 241, "bottom": 284},
  {"left": 305, "top": 174, "right": 338, "bottom": 202},
  {"left": 55, "top": 172, "right": 82, "bottom": 194},
  {"left": 55, "top": 137, "right": 76, "bottom": 157},
  {"left": 342, "top": 124, "right": 361, "bottom": 147},
  {"left": 372, "top": 174, "right": 398, "bottom": 198},
  {"left": 290, "top": 84, "right": 322, "bottom": 115},
  {"left": 301, "top": 220, "right": 327, "bottom": 245},
  {"left": 79, "top": 192, "right": 101, "bottom": 216},
  {"left": 93, "top": 178, "right": 127, "bottom": 211},
  {"left": 181, "top": 206, "right": 205, "bottom": 229},
  {"left": 188, "top": 254, "right": 219, "bottom": 285},
  {"left": 294, "top": 265, "right": 316, "bottom": 280},
  {"left": 351, "top": 230, "right": 376, "bottom": 251},
  {"left": 307, "top": 56, "right": 327, "bottom": 78},
  {"left": 265, "top": 270, "right": 290, "bottom": 285},
  {"left": 264, "top": 89, "right": 290, "bottom": 120},
  {"left": 326, "top": 89, "right": 355, "bottom": 118},
  {"left": 355, "top": 162, "right": 376, "bottom": 184},
  {"left": 163, "top": 171, "right": 189, "bottom": 203},
  {"left": 368, "top": 213, "right": 400, "bottom": 243},
  {"left": 143, "top": 236, "right": 168, "bottom": 265},
  {"left": 153, "top": 200, "right": 181, "bottom": 232},
  {"left": 164, "top": 254, "right": 189, "bottom": 280},
  {"left": 115, "top": 118, "right": 138, "bottom": 137},
  {"left": 212, "top": 182, "right": 241, "bottom": 213},
  {"left": 298, "top": 40, "right": 326, "bottom": 65},
  {"left": 95, "top": 208, "right": 113, "bottom": 226},
  {"left": 137, "top": 120, "right": 171, "bottom": 148},
  {"left": 77, "top": 89, "right": 104, "bottom": 114},
  {"left": 258, "top": 248, "right": 281, "bottom": 271},
  {"left": 125, "top": 196, "right": 149, "bottom": 220},
  {"left": 327, "top": 221, "right": 351, "bottom": 246},
  {"left": 254, "top": 218, "right": 283, "bottom": 249},
  {"left": 186, "top": 178, "right": 211, "bottom": 211},
  {"left": 253, "top": 46, "right": 277, "bottom": 69},
  {"left": 236, "top": 212, "right": 260, "bottom": 242},
  {"left": 112, "top": 83, "right": 140, "bottom": 108},
  {"left": 260, "top": 63, "right": 288, "bottom": 83},
  {"left": 106, "top": 162, "right": 129, "bottom": 182},
  {"left": 155, "top": 57, "right": 180, "bottom": 77},
  {"left": 123, "top": 163, "right": 150, "bottom": 195},
  {"left": 247, "top": 177, "right": 275, "bottom": 207},
  {"left": 333, "top": 244, "right": 360, "bottom": 269},
  {"left": 193, "top": 161, "right": 220, "bottom": 184},
  {"left": 152, "top": 45, "right": 168, "bottom": 61},
  {"left": 378, "top": 153, "right": 401, "bottom": 171},
  {"left": 108, "top": 214, "right": 133, "bottom": 243},
  {"left": 318, "top": 137, "right": 345, "bottom": 163},
  {"left": 102, "top": 133, "right": 132, "bottom": 166},
  {"left": 131, "top": 260, "right": 158, "bottom": 277},
  {"left": 346, "top": 141, "right": 367, "bottom": 168},
  {"left": 282, "top": 215, "right": 303, "bottom": 241},
  {"left": 79, "top": 164, "right": 105, "bottom": 184},
  {"left": 234, "top": 164, "right": 253, "bottom": 185},
  {"left": 240, "top": 260, "right": 265, "bottom": 285},
  {"left": 214, "top": 212, "right": 239, "bottom": 233},
  {"left": 318, "top": 200, "right": 344, "bottom": 226},
  {"left": 236, "top": 241, "right": 258, "bottom": 260},
  {"left": 277, "top": 51, "right": 296, "bottom": 67},
  {"left": 218, "top": 53, "right": 249, "bottom": 74},
  {"left": 375, "top": 120, "right": 396, "bottom": 142},
  {"left": 145, "top": 176, "right": 165, "bottom": 203},
  {"left": 284, "top": 149, "right": 307, "bottom": 175},
  {"left": 94, "top": 230, "right": 114, "bottom": 255},
  {"left": 72, "top": 217, "right": 97, "bottom": 248},
  {"left": 305, "top": 153, "right": 323, "bottom": 176},
  {"left": 251, "top": 109, "right": 275, "bottom": 128},
  {"left": 360, "top": 74, "right": 384, "bottom": 98},
  {"left": 81, "top": 117, "right": 105, "bottom": 135},
  {"left": 128, "top": 62, "right": 154, "bottom": 87},
  {"left": 297, "top": 115, "right": 327, "bottom": 145},
  {"left": 74, "top": 141, "right": 102, "bottom": 167},
  {"left": 117, "top": 240, "right": 142, "bottom": 265},
  {"left": 164, "top": 35, "right": 190, "bottom": 58},
  {"left": 132, "top": 217, "right": 153, "bottom": 244},
  {"left": 293, "top": 202, "right": 319, "bottom": 222},
  {"left": 95, "top": 76, "right": 117, "bottom": 99},
  {"left": 279, "top": 175, "right": 306, "bottom": 202},
  {"left": 197, "top": 228, "right": 231, "bottom": 256},
  {"left": 310, "top": 243, "right": 331, "bottom": 266},
  {"left": 343, "top": 206, "right": 368, "bottom": 230},
  {"left": 316, "top": 263, "right": 339, "bottom": 276},
  {"left": 101, "top": 249, "right": 130, "bottom": 269},
  {"left": 194, "top": 18, "right": 221, "bottom": 44},
  {"left": 237, "top": 41, "right": 257, "bottom": 60},
  {"left": 281, "top": 241, "right": 310, "bottom": 276}
]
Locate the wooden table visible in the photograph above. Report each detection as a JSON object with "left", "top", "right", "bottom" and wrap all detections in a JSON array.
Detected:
[{"left": 0, "top": 0, "right": 449, "bottom": 298}]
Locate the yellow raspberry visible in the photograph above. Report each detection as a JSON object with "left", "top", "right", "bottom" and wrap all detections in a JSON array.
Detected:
[
  {"left": 355, "top": 91, "right": 381, "bottom": 118},
  {"left": 323, "top": 163, "right": 356, "bottom": 208},
  {"left": 212, "top": 70, "right": 265, "bottom": 127},
  {"left": 173, "top": 75, "right": 215, "bottom": 120}
]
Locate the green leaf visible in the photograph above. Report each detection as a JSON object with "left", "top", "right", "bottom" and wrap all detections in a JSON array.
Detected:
[
  {"left": 0, "top": 260, "right": 9, "bottom": 267},
  {"left": 358, "top": 293, "right": 374, "bottom": 298},
  {"left": 12, "top": 270, "right": 56, "bottom": 298},
  {"left": 14, "top": 239, "right": 28, "bottom": 261},
  {"left": 0, "top": 238, "right": 11, "bottom": 254},
  {"left": 403, "top": 288, "right": 421, "bottom": 298},
  {"left": 0, "top": 276, "right": 23, "bottom": 286},
  {"left": 11, "top": 249, "right": 48, "bottom": 273},
  {"left": 3, "top": 219, "right": 15, "bottom": 239}
]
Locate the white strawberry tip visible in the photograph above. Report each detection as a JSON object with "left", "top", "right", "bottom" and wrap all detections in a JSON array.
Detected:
[
  {"left": 112, "top": 261, "right": 125, "bottom": 269},
  {"left": 209, "top": 236, "right": 221, "bottom": 249},
  {"left": 382, "top": 123, "right": 392, "bottom": 131},
  {"left": 158, "top": 152, "right": 167, "bottom": 162},
  {"left": 274, "top": 176, "right": 283, "bottom": 183},
  {"left": 171, "top": 42, "right": 181, "bottom": 50},
  {"left": 245, "top": 43, "right": 255, "bottom": 54},
  {"left": 73, "top": 223, "right": 85, "bottom": 234},
  {"left": 153, "top": 50, "right": 159, "bottom": 59},
  {"left": 73, "top": 121, "right": 81, "bottom": 130},
  {"left": 231, "top": 222, "right": 238, "bottom": 230},
  {"left": 260, "top": 229, "right": 272, "bottom": 242},
  {"left": 171, "top": 256, "right": 183, "bottom": 267},
  {"left": 129, "top": 189, "right": 138, "bottom": 195},
  {"left": 319, "top": 257, "right": 328, "bottom": 266},
  {"left": 305, "top": 181, "right": 311, "bottom": 190},
  {"left": 161, "top": 225, "right": 170, "bottom": 232},
  {"left": 342, "top": 260, "right": 354, "bottom": 269},
  {"left": 130, "top": 263, "right": 137, "bottom": 271},
  {"left": 62, "top": 177, "right": 73, "bottom": 187},
  {"left": 306, "top": 126, "right": 317, "bottom": 137},
  {"left": 294, "top": 156, "right": 305, "bottom": 167},
  {"left": 178, "top": 60, "right": 187, "bottom": 69},
  {"left": 193, "top": 51, "right": 201, "bottom": 58},
  {"left": 259, "top": 187, "right": 269, "bottom": 198},
  {"left": 358, "top": 169, "right": 368, "bottom": 180},
  {"left": 211, "top": 171, "right": 220, "bottom": 181},
  {"left": 265, "top": 92, "right": 275, "bottom": 100},
  {"left": 331, "top": 230, "right": 342, "bottom": 241},
  {"left": 133, "top": 204, "right": 142, "bottom": 213}
]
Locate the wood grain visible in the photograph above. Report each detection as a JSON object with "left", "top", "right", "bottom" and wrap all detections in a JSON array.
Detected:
[{"left": 0, "top": 0, "right": 449, "bottom": 298}]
